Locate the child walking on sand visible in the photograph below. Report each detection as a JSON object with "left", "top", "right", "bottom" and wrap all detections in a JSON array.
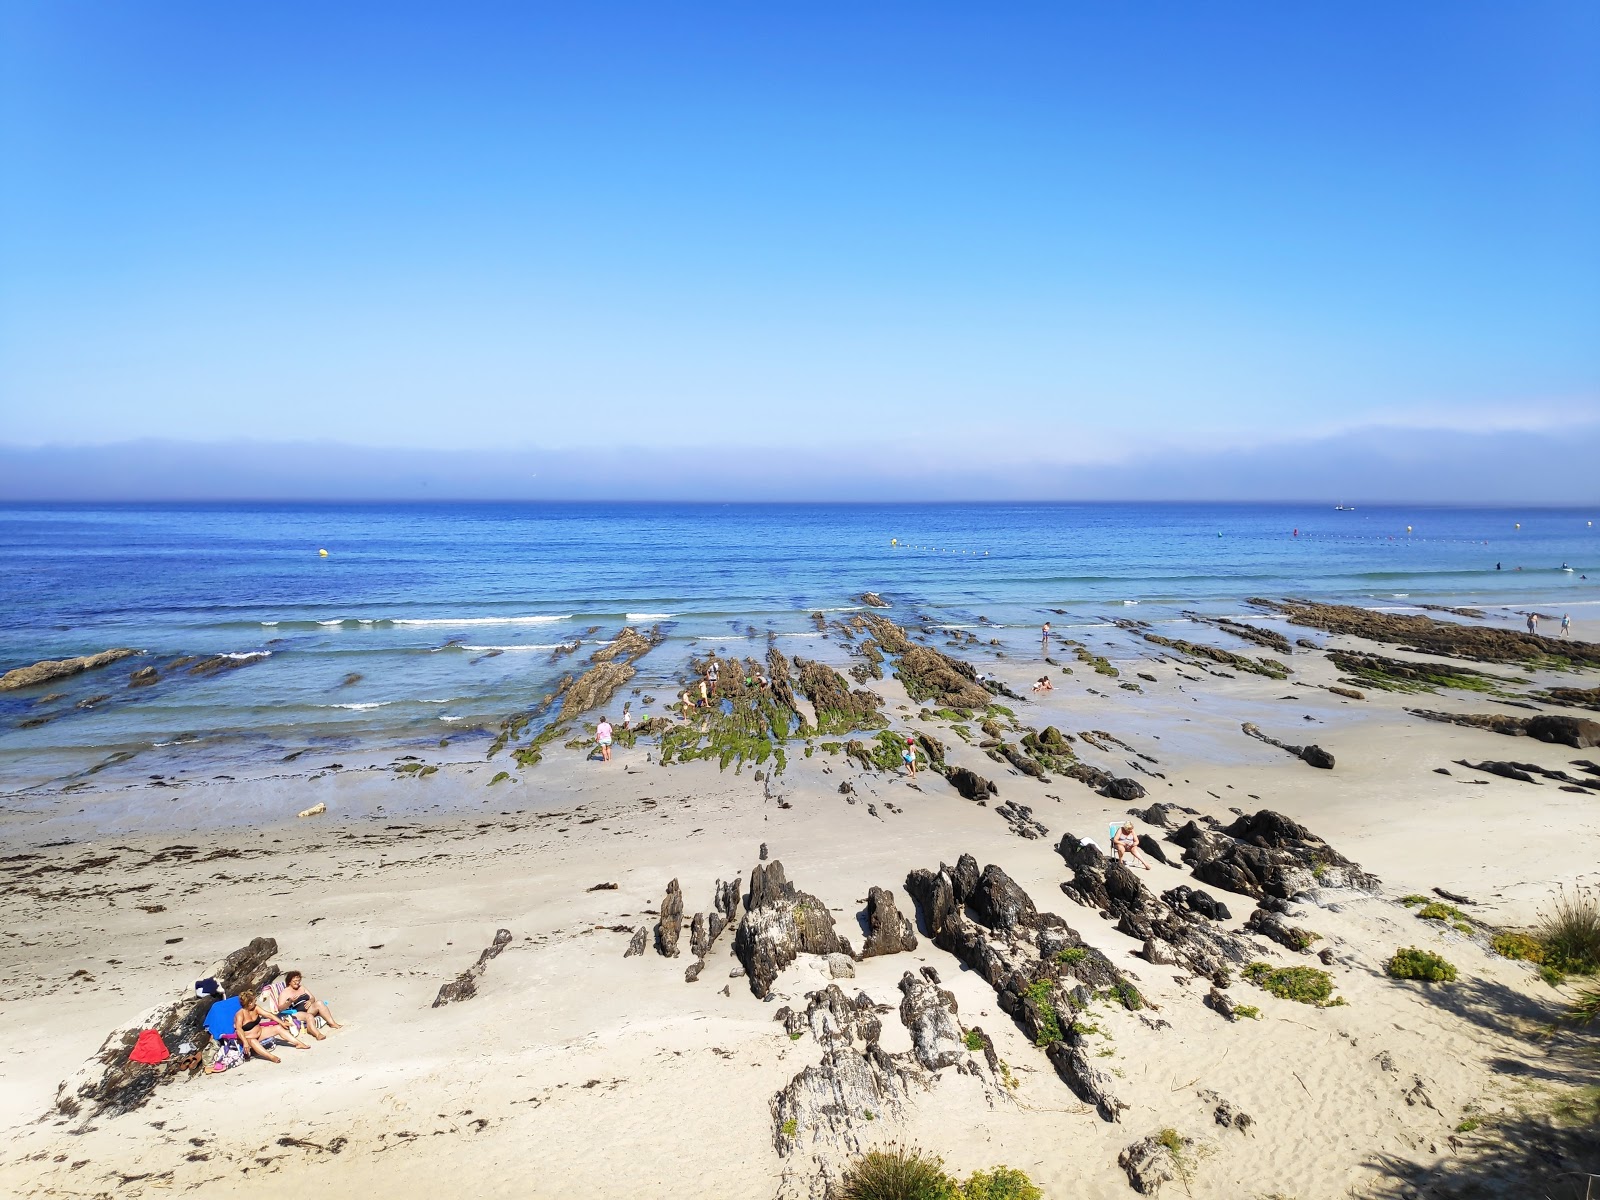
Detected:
[{"left": 596, "top": 716, "right": 613, "bottom": 762}]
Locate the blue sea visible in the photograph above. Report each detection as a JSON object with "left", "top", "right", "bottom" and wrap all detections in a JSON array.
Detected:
[{"left": 2, "top": 502, "right": 1595, "bottom": 791}]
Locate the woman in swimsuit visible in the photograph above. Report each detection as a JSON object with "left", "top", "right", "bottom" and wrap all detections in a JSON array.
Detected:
[
  {"left": 1112, "top": 822, "right": 1151, "bottom": 871},
  {"left": 902, "top": 738, "right": 918, "bottom": 780},
  {"left": 276, "top": 969, "right": 342, "bottom": 1032},
  {"left": 234, "top": 991, "right": 309, "bottom": 1061}
]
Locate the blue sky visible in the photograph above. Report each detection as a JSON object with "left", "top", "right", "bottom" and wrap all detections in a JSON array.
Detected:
[{"left": 1, "top": 3, "right": 1597, "bottom": 496}]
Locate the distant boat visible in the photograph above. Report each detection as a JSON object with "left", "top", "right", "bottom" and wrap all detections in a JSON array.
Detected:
[{"left": 1334, "top": 504, "right": 1356, "bottom": 511}]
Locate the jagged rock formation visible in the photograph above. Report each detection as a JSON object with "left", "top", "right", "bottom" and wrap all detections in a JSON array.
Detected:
[
  {"left": 2, "top": 648, "right": 139, "bottom": 691},
  {"left": 1242, "top": 722, "right": 1335, "bottom": 768},
  {"left": 684, "top": 876, "right": 742, "bottom": 981},
  {"left": 623, "top": 926, "right": 648, "bottom": 957},
  {"left": 1252, "top": 598, "right": 1600, "bottom": 667},
  {"left": 904, "top": 855, "right": 1131, "bottom": 1121},
  {"left": 1245, "top": 905, "right": 1318, "bottom": 953},
  {"left": 860, "top": 614, "right": 993, "bottom": 708},
  {"left": 771, "top": 978, "right": 996, "bottom": 1200},
  {"left": 995, "top": 800, "right": 1048, "bottom": 839},
  {"left": 1057, "top": 836, "right": 1251, "bottom": 978},
  {"left": 433, "top": 928, "right": 513, "bottom": 1007},
  {"left": 52, "top": 937, "right": 279, "bottom": 1121},
  {"left": 734, "top": 861, "right": 853, "bottom": 998},
  {"left": 1409, "top": 709, "right": 1600, "bottom": 749},
  {"left": 858, "top": 592, "right": 891, "bottom": 608},
  {"left": 1114, "top": 618, "right": 1290, "bottom": 679},
  {"left": 557, "top": 625, "right": 663, "bottom": 721},
  {"left": 1168, "top": 809, "right": 1379, "bottom": 901},
  {"left": 655, "top": 879, "right": 684, "bottom": 957},
  {"left": 1161, "top": 885, "right": 1231, "bottom": 922},
  {"left": 1183, "top": 613, "right": 1293, "bottom": 654},
  {"left": 1326, "top": 650, "right": 1519, "bottom": 693},
  {"left": 793, "top": 658, "right": 886, "bottom": 734},
  {"left": 859, "top": 886, "right": 918, "bottom": 958},
  {"left": 128, "top": 666, "right": 159, "bottom": 687},
  {"left": 1540, "top": 686, "right": 1600, "bottom": 712},
  {"left": 1120, "top": 1131, "right": 1194, "bottom": 1193}
]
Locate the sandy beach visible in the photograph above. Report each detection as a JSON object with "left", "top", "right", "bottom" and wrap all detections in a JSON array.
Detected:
[{"left": 2, "top": 605, "right": 1598, "bottom": 1199}]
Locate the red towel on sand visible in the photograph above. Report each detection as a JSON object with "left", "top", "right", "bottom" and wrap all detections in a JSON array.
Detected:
[{"left": 130, "top": 1029, "right": 169, "bottom": 1065}]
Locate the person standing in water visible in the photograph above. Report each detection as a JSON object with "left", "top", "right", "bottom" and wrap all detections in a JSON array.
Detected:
[{"left": 1041, "top": 622, "right": 1051, "bottom": 657}]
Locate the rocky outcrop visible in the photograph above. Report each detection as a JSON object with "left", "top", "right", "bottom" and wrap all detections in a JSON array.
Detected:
[
  {"left": 1242, "top": 722, "right": 1334, "bottom": 768},
  {"left": 557, "top": 625, "right": 663, "bottom": 720},
  {"left": 1114, "top": 619, "right": 1289, "bottom": 679},
  {"left": 898, "top": 968, "right": 967, "bottom": 1071},
  {"left": 2, "top": 649, "right": 139, "bottom": 691},
  {"left": 857, "top": 592, "right": 891, "bottom": 608},
  {"left": 128, "top": 666, "right": 159, "bottom": 687},
  {"left": 1409, "top": 709, "right": 1600, "bottom": 749},
  {"left": 946, "top": 765, "right": 998, "bottom": 801},
  {"left": 1161, "top": 885, "right": 1231, "bottom": 922},
  {"left": 794, "top": 658, "right": 886, "bottom": 735},
  {"left": 1540, "top": 686, "right": 1600, "bottom": 712},
  {"left": 1255, "top": 598, "right": 1600, "bottom": 667},
  {"left": 1120, "top": 1131, "right": 1191, "bottom": 1194},
  {"left": 1169, "top": 809, "right": 1379, "bottom": 900},
  {"left": 684, "top": 877, "right": 742, "bottom": 980},
  {"left": 1057, "top": 836, "right": 1250, "bottom": 979},
  {"left": 1455, "top": 759, "right": 1600, "bottom": 789},
  {"left": 655, "top": 879, "right": 685, "bottom": 958},
  {"left": 433, "top": 928, "right": 513, "bottom": 1007},
  {"left": 904, "top": 855, "right": 1131, "bottom": 1120},
  {"left": 52, "top": 937, "right": 279, "bottom": 1121},
  {"left": 1245, "top": 905, "right": 1318, "bottom": 953},
  {"left": 860, "top": 615, "right": 993, "bottom": 708},
  {"left": 734, "top": 861, "right": 852, "bottom": 998},
  {"left": 860, "top": 886, "right": 917, "bottom": 958},
  {"left": 995, "top": 801, "right": 1048, "bottom": 840},
  {"left": 623, "top": 926, "right": 648, "bottom": 957}
]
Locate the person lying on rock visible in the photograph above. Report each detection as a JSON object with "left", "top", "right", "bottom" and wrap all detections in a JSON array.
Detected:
[
  {"left": 270, "top": 969, "right": 342, "bottom": 1034},
  {"left": 235, "top": 991, "right": 310, "bottom": 1062},
  {"left": 1112, "top": 822, "right": 1152, "bottom": 871}
]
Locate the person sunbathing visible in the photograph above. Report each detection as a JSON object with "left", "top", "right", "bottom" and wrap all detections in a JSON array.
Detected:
[
  {"left": 1112, "top": 822, "right": 1151, "bottom": 871},
  {"left": 275, "top": 970, "right": 342, "bottom": 1032},
  {"left": 234, "top": 991, "right": 309, "bottom": 1061}
]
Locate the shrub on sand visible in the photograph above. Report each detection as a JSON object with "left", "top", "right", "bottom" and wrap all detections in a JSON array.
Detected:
[
  {"left": 1490, "top": 931, "right": 1543, "bottom": 963},
  {"left": 1386, "top": 947, "right": 1458, "bottom": 982},
  {"left": 960, "top": 1166, "right": 1042, "bottom": 1200},
  {"left": 1537, "top": 885, "right": 1600, "bottom": 976},
  {"left": 837, "top": 1147, "right": 957, "bottom": 1200},
  {"left": 1566, "top": 985, "right": 1600, "bottom": 1027},
  {"left": 1242, "top": 961, "right": 1344, "bottom": 1006}
]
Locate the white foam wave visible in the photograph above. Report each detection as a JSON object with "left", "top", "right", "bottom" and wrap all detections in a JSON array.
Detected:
[
  {"left": 460, "top": 644, "right": 565, "bottom": 652},
  {"left": 625, "top": 613, "right": 675, "bottom": 620},
  {"left": 326, "top": 701, "right": 390, "bottom": 711},
  {"left": 222, "top": 651, "right": 271, "bottom": 661},
  {"left": 1122, "top": 600, "right": 1140, "bottom": 606},
  {"left": 391, "top": 614, "right": 572, "bottom": 627},
  {"left": 260, "top": 621, "right": 279, "bottom": 627}
]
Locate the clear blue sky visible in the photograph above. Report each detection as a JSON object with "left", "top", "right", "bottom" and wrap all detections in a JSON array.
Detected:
[{"left": 1, "top": 3, "right": 1597, "bottom": 485}]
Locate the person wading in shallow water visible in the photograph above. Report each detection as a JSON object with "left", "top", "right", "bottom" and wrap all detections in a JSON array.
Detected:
[{"left": 1041, "top": 621, "right": 1051, "bottom": 657}]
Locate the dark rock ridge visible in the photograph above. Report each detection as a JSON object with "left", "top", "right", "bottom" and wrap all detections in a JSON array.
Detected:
[
  {"left": 557, "top": 624, "right": 664, "bottom": 721},
  {"left": 1454, "top": 759, "right": 1600, "bottom": 789},
  {"left": 1245, "top": 906, "right": 1318, "bottom": 953},
  {"left": 655, "top": 879, "right": 685, "bottom": 958},
  {"left": 1182, "top": 611, "right": 1294, "bottom": 654},
  {"left": 946, "top": 765, "right": 998, "bottom": 801},
  {"left": 1252, "top": 598, "right": 1600, "bottom": 668},
  {"left": 860, "top": 614, "right": 994, "bottom": 708},
  {"left": 2, "top": 648, "right": 139, "bottom": 691},
  {"left": 904, "top": 855, "right": 1131, "bottom": 1121},
  {"left": 1409, "top": 709, "right": 1600, "bottom": 749},
  {"left": 857, "top": 592, "right": 891, "bottom": 608},
  {"left": 1242, "top": 722, "right": 1335, "bottom": 769},
  {"left": 1540, "top": 686, "right": 1600, "bottom": 712},
  {"left": 433, "top": 928, "right": 513, "bottom": 1007},
  {"left": 53, "top": 937, "right": 279, "bottom": 1121},
  {"left": 1168, "top": 809, "right": 1379, "bottom": 901},
  {"left": 995, "top": 801, "right": 1049, "bottom": 840},
  {"left": 685, "top": 876, "right": 743, "bottom": 981},
  {"left": 859, "top": 886, "right": 918, "bottom": 958},
  {"left": 734, "top": 861, "right": 853, "bottom": 998},
  {"left": 1056, "top": 836, "right": 1251, "bottom": 978},
  {"left": 793, "top": 658, "right": 886, "bottom": 735},
  {"left": 1114, "top": 618, "right": 1290, "bottom": 679}
]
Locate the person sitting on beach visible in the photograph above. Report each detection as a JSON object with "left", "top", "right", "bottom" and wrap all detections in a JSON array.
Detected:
[
  {"left": 234, "top": 991, "right": 308, "bottom": 1062},
  {"left": 902, "top": 737, "right": 918, "bottom": 780},
  {"left": 271, "top": 969, "right": 342, "bottom": 1034},
  {"left": 1032, "top": 675, "right": 1053, "bottom": 692},
  {"left": 1112, "top": 823, "right": 1151, "bottom": 871},
  {"left": 596, "top": 716, "right": 614, "bottom": 762}
]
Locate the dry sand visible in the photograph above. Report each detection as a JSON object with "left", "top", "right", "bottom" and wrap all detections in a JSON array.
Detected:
[{"left": 2, "top": 615, "right": 1598, "bottom": 1199}]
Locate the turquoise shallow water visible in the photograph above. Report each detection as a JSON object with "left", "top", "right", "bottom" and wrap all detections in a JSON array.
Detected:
[{"left": 2, "top": 501, "right": 1595, "bottom": 789}]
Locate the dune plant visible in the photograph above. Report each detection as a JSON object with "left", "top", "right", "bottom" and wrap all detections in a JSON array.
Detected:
[
  {"left": 1243, "top": 961, "right": 1344, "bottom": 1006},
  {"left": 959, "top": 1167, "right": 1042, "bottom": 1200},
  {"left": 1386, "top": 947, "right": 1458, "bottom": 982},
  {"left": 836, "top": 1147, "right": 957, "bottom": 1200},
  {"left": 1537, "top": 884, "right": 1600, "bottom": 976},
  {"left": 1565, "top": 985, "right": 1600, "bottom": 1026},
  {"left": 1490, "top": 931, "right": 1543, "bottom": 962}
]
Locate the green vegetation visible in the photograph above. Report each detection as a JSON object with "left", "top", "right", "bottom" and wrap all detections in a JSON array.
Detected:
[
  {"left": 1385, "top": 947, "right": 1459, "bottom": 982},
  {"left": 1399, "top": 895, "right": 1430, "bottom": 907},
  {"left": 1565, "top": 984, "right": 1600, "bottom": 1026},
  {"left": 1537, "top": 884, "right": 1600, "bottom": 977},
  {"left": 835, "top": 1149, "right": 1042, "bottom": 1200},
  {"left": 963, "top": 1030, "right": 986, "bottom": 1052},
  {"left": 1023, "top": 979, "right": 1065, "bottom": 1046},
  {"left": 1491, "top": 931, "right": 1544, "bottom": 962},
  {"left": 1327, "top": 650, "right": 1524, "bottom": 696},
  {"left": 1066, "top": 641, "right": 1120, "bottom": 677},
  {"left": 1454, "top": 1117, "right": 1482, "bottom": 1133},
  {"left": 509, "top": 720, "right": 570, "bottom": 770},
  {"left": 1232, "top": 1003, "right": 1262, "bottom": 1020},
  {"left": 1243, "top": 961, "right": 1345, "bottom": 1007},
  {"left": 1055, "top": 946, "right": 1088, "bottom": 965},
  {"left": 487, "top": 770, "right": 511, "bottom": 786},
  {"left": 1415, "top": 901, "right": 1473, "bottom": 935},
  {"left": 1109, "top": 980, "right": 1145, "bottom": 1011},
  {"left": 781, "top": 1118, "right": 798, "bottom": 1139}
]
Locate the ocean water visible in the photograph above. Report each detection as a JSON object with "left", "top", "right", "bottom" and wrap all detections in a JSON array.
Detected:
[{"left": 2, "top": 502, "right": 1595, "bottom": 791}]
